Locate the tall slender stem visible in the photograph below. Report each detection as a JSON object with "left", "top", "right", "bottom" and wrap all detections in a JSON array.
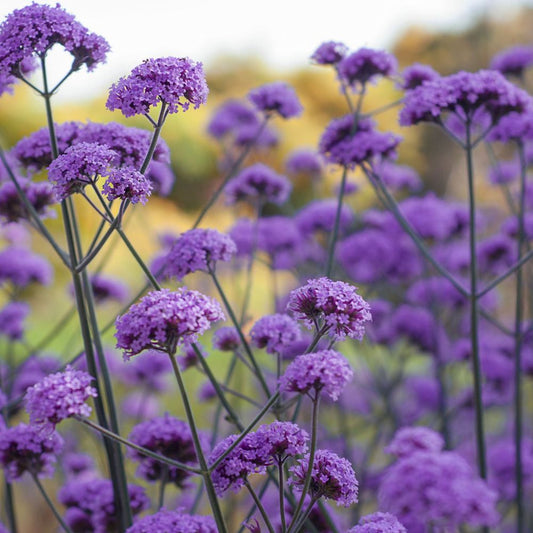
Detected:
[
  {"left": 245, "top": 481, "right": 276, "bottom": 533},
  {"left": 32, "top": 474, "right": 73, "bottom": 533},
  {"left": 325, "top": 166, "right": 348, "bottom": 277}
]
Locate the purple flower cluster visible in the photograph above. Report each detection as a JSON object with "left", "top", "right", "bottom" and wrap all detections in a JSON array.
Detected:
[
  {"left": 102, "top": 167, "right": 152, "bottom": 204},
  {"left": 0, "top": 3, "right": 109, "bottom": 95},
  {"left": 212, "top": 326, "right": 241, "bottom": 352},
  {"left": 374, "top": 161, "right": 422, "bottom": 192},
  {"left": 400, "top": 69, "right": 532, "bottom": 126},
  {"left": 159, "top": 228, "right": 237, "bottom": 280},
  {"left": 24, "top": 366, "right": 97, "bottom": 427},
  {"left": 88, "top": 274, "right": 129, "bottom": 304},
  {"left": 488, "top": 109, "right": 533, "bottom": 143},
  {"left": 0, "top": 423, "right": 63, "bottom": 481},
  {"left": 59, "top": 478, "right": 149, "bottom": 533},
  {"left": 249, "top": 314, "right": 302, "bottom": 354},
  {"left": 311, "top": 41, "right": 349, "bottom": 65},
  {"left": 114, "top": 288, "right": 225, "bottom": 358},
  {"left": 399, "top": 63, "right": 440, "bottom": 90},
  {"left": 126, "top": 509, "right": 216, "bottom": 533},
  {"left": 290, "top": 449, "right": 359, "bottom": 506},
  {"left": 106, "top": 57, "right": 208, "bottom": 117},
  {"left": 285, "top": 149, "right": 324, "bottom": 180},
  {"left": 279, "top": 349, "right": 353, "bottom": 400},
  {"left": 117, "top": 350, "right": 171, "bottom": 391},
  {"left": 287, "top": 277, "right": 372, "bottom": 341},
  {"left": 348, "top": 512, "right": 406, "bottom": 533},
  {"left": 10, "top": 353, "right": 61, "bottom": 400},
  {"left": 319, "top": 115, "right": 401, "bottom": 169},
  {"left": 225, "top": 163, "right": 292, "bottom": 206},
  {"left": 337, "top": 48, "right": 397, "bottom": 88},
  {"left": 0, "top": 247, "right": 52, "bottom": 287},
  {"left": 0, "top": 178, "right": 56, "bottom": 223},
  {"left": 248, "top": 82, "right": 303, "bottom": 119},
  {"left": 0, "top": 301, "right": 29, "bottom": 340},
  {"left": 490, "top": 44, "right": 533, "bottom": 77},
  {"left": 385, "top": 426, "right": 445, "bottom": 458},
  {"left": 128, "top": 413, "right": 205, "bottom": 486},
  {"left": 295, "top": 199, "right": 355, "bottom": 236}
]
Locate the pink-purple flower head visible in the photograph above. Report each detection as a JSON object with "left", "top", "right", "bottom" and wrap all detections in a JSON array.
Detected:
[
  {"left": 385, "top": 426, "right": 445, "bottom": 458},
  {"left": 0, "top": 178, "right": 56, "bottom": 223},
  {"left": 490, "top": 44, "right": 533, "bottom": 78},
  {"left": 25, "top": 366, "right": 97, "bottom": 428},
  {"left": 285, "top": 149, "right": 324, "bottom": 180},
  {"left": 399, "top": 63, "right": 440, "bottom": 91},
  {"left": 399, "top": 69, "right": 533, "bottom": 128},
  {"left": 279, "top": 349, "right": 353, "bottom": 401},
  {"left": 47, "top": 142, "right": 117, "bottom": 200},
  {"left": 290, "top": 449, "right": 359, "bottom": 506},
  {"left": 0, "top": 301, "right": 29, "bottom": 341},
  {"left": 159, "top": 228, "right": 237, "bottom": 281},
  {"left": 249, "top": 313, "right": 302, "bottom": 354},
  {"left": 0, "top": 247, "right": 53, "bottom": 288},
  {"left": 248, "top": 81, "right": 303, "bottom": 119},
  {"left": 125, "top": 509, "right": 216, "bottom": 533},
  {"left": 311, "top": 41, "right": 349, "bottom": 65},
  {"left": 0, "top": 423, "right": 63, "bottom": 481},
  {"left": 115, "top": 288, "right": 224, "bottom": 358},
  {"left": 0, "top": 3, "right": 109, "bottom": 95},
  {"left": 106, "top": 57, "right": 208, "bottom": 118},
  {"left": 287, "top": 277, "right": 372, "bottom": 342},
  {"left": 488, "top": 109, "right": 533, "bottom": 144},
  {"left": 102, "top": 167, "right": 152, "bottom": 205},
  {"left": 348, "top": 512, "right": 406, "bottom": 533},
  {"left": 337, "top": 48, "right": 397, "bottom": 89},
  {"left": 319, "top": 115, "right": 401, "bottom": 169},
  {"left": 213, "top": 326, "right": 241, "bottom": 352},
  {"left": 225, "top": 163, "right": 292, "bottom": 206}
]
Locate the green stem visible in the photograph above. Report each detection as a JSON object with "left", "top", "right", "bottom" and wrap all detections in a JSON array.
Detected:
[
  {"left": 32, "top": 474, "right": 73, "bottom": 533},
  {"left": 279, "top": 460, "right": 287, "bottom": 533},
  {"left": 4, "top": 476, "right": 17, "bottom": 533},
  {"left": 325, "top": 165, "right": 348, "bottom": 277},
  {"left": 140, "top": 103, "right": 168, "bottom": 174},
  {"left": 244, "top": 481, "right": 276, "bottom": 533}
]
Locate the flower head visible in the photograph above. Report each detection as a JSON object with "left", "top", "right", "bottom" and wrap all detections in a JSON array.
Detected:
[
  {"left": 290, "top": 449, "right": 359, "bottom": 506},
  {"left": 248, "top": 82, "right": 303, "bottom": 119},
  {"left": 87, "top": 274, "right": 129, "bottom": 304},
  {"left": 348, "top": 512, "right": 406, "bottom": 533},
  {"left": 106, "top": 57, "right": 208, "bottom": 117},
  {"left": 490, "top": 45, "right": 533, "bottom": 78},
  {"left": 337, "top": 48, "right": 397, "bottom": 88},
  {"left": 126, "top": 509, "right": 216, "bottom": 533},
  {"left": 115, "top": 288, "right": 224, "bottom": 358},
  {"left": 0, "top": 423, "right": 63, "bottom": 481},
  {"left": 287, "top": 277, "right": 371, "bottom": 341},
  {"left": 25, "top": 366, "right": 97, "bottom": 428},
  {"left": 296, "top": 199, "right": 354, "bottom": 236},
  {"left": 102, "top": 167, "right": 152, "bottom": 204},
  {"left": 385, "top": 426, "right": 445, "bottom": 458},
  {"left": 0, "top": 302, "right": 29, "bottom": 340},
  {"left": 0, "top": 178, "right": 56, "bottom": 223},
  {"left": 279, "top": 349, "right": 354, "bottom": 400},
  {"left": 285, "top": 149, "right": 324, "bottom": 180},
  {"left": 213, "top": 327, "right": 241, "bottom": 352},
  {"left": 311, "top": 41, "right": 349, "bottom": 65},
  {"left": 254, "top": 421, "right": 308, "bottom": 460},
  {"left": 250, "top": 313, "right": 302, "bottom": 354},
  {"left": 0, "top": 247, "right": 53, "bottom": 288},
  {"left": 399, "top": 63, "right": 440, "bottom": 90}
]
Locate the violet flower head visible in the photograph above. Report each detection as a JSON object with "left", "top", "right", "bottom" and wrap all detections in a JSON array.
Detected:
[
  {"left": 118, "top": 350, "right": 171, "bottom": 391},
  {"left": 296, "top": 199, "right": 354, "bottom": 236},
  {"left": 88, "top": 274, "right": 129, "bottom": 304},
  {"left": 254, "top": 421, "right": 309, "bottom": 460},
  {"left": 399, "top": 63, "right": 440, "bottom": 91},
  {"left": 311, "top": 41, "right": 349, "bottom": 65},
  {"left": 337, "top": 48, "right": 397, "bottom": 88},
  {"left": 11, "top": 353, "right": 61, "bottom": 399},
  {"left": 0, "top": 247, "right": 53, "bottom": 288},
  {"left": 399, "top": 69, "right": 532, "bottom": 127},
  {"left": 285, "top": 148, "right": 324, "bottom": 180},
  {"left": 0, "top": 423, "right": 63, "bottom": 481},
  {"left": 488, "top": 109, "right": 533, "bottom": 143},
  {"left": 128, "top": 413, "right": 206, "bottom": 486},
  {"left": 248, "top": 82, "right": 303, "bottom": 119},
  {"left": 0, "top": 3, "right": 109, "bottom": 95},
  {"left": 213, "top": 326, "right": 241, "bottom": 352},
  {"left": 146, "top": 160, "right": 175, "bottom": 196},
  {"left": 106, "top": 57, "right": 208, "bottom": 117},
  {"left": 47, "top": 142, "right": 117, "bottom": 200},
  {"left": 25, "top": 366, "right": 97, "bottom": 428},
  {"left": 160, "top": 228, "right": 237, "bottom": 281},
  {"left": 126, "top": 509, "right": 216, "bottom": 533},
  {"left": 279, "top": 349, "right": 353, "bottom": 401},
  {"left": 290, "top": 449, "right": 359, "bottom": 506},
  {"left": 225, "top": 163, "right": 292, "bottom": 206},
  {"left": 102, "top": 167, "right": 152, "bottom": 205},
  {"left": 287, "top": 277, "right": 372, "bottom": 341},
  {"left": 207, "top": 99, "right": 260, "bottom": 139},
  {"left": 348, "top": 512, "right": 406, "bottom": 533},
  {"left": 250, "top": 313, "right": 302, "bottom": 354},
  {"left": 0, "top": 301, "right": 29, "bottom": 340},
  {"left": 0, "top": 178, "right": 56, "bottom": 223},
  {"left": 490, "top": 45, "right": 533, "bottom": 78},
  {"left": 114, "top": 288, "right": 224, "bottom": 358},
  {"left": 319, "top": 115, "right": 401, "bottom": 169},
  {"left": 375, "top": 161, "right": 422, "bottom": 191},
  {"left": 385, "top": 426, "right": 445, "bottom": 458}
]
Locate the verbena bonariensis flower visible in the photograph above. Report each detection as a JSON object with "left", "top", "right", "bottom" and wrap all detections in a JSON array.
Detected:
[
  {"left": 0, "top": 246, "right": 52, "bottom": 288},
  {"left": 254, "top": 421, "right": 309, "bottom": 461},
  {"left": 319, "top": 115, "right": 401, "bottom": 169},
  {"left": 279, "top": 350, "right": 353, "bottom": 401},
  {"left": 87, "top": 274, "right": 129, "bottom": 304},
  {"left": 59, "top": 478, "right": 149, "bottom": 533},
  {"left": 248, "top": 81, "right": 303, "bottom": 119},
  {"left": 0, "top": 178, "right": 56, "bottom": 223},
  {"left": 399, "top": 62, "right": 440, "bottom": 90},
  {"left": 102, "top": 167, "right": 152, "bottom": 204},
  {"left": 159, "top": 228, "right": 237, "bottom": 281},
  {"left": 374, "top": 161, "right": 422, "bottom": 192},
  {"left": 287, "top": 277, "right": 371, "bottom": 341},
  {"left": 146, "top": 160, "right": 175, "bottom": 196},
  {"left": 128, "top": 413, "right": 206, "bottom": 486},
  {"left": 249, "top": 313, "right": 302, "bottom": 354},
  {"left": 0, "top": 301, "right": 29, "bottom": 340},
  {"left": 11, "top": 353, "right": 61, "bottom": 400},
  {"left": 225, "top": 163, "right": 292, "bottom": 206},
  {"left": 125, "top": 508, "right": 216, "bottom": 533},
  {"left": 24, "top": 366, "right": 97, "bottom": 428},
  {"left": 388, "top": 304, "right": 438, "bottom": 353},
  {"left": 47, "top": 142, "right": 117, "bottom": 200},
  {"left": 347, "top": 512, "right": 407, "bottom": 533},
  {"left": 399, "top": 69, "right": 532, "bottom": 127},
  {"left": 207, "top": 99, "right": 260, "bottom": 139},
  {"left": 337, "top": 48, "right": 397, "bottom": 89},
  {"left": 212, "top": 326, "right": 241, "bottom": 352},
  {"left": 311, "top": 41, "right": 349, "bottom": 65},
  {"left": 406, "top": 276, "right": 467, "bottom": 309},
  {"left": 385, "top": 426, "right": 445, "bottom": 458},
  {"left": 285, "top": 148, "right": 324, "bottom": 180},
  {"left": 295, "top": 199, "right": 355, "bottom": 236},
  {"left": 290, "top": 449, "right": 359, "bottom": 506},
  {"left": 106, "top": 57, "right": 208, "bottom": 117},
  {"left": 488, "top": 109, "right": 533, "bottom": 143},
  {"left": 379, "top": 448, "right": 499, "bottom": 532},
  {"left": 490, "top": 44, "right": 533, "bottom": 78},
  {"left": 0, "top": 3, "right": 109, "bottom": 95},
  {"left": 0, "top": 423, "right": 63, "bottom": 481},
  {"left": 116, "top": 350, "right": 171, "bottom": 391},
  {"left": 114, "top": 288, "right": 224, "bottom": 358}
]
